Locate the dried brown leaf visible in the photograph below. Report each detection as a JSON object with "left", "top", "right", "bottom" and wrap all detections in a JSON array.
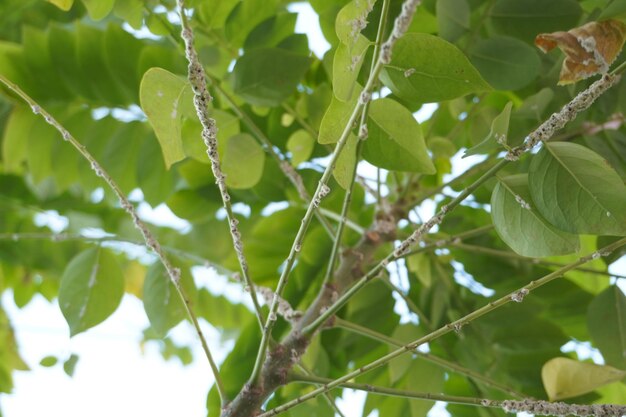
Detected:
[{"left": 535, "top": 19, "right": 626, "bottom": 85}]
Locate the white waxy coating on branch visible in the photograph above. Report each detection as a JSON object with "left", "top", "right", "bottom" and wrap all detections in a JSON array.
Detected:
[
  {"left": 506, "top": 73, "right": 620, "bottom": 160},
  {"left": 177, "top": 2, "right": 265, "bottom": 332}
]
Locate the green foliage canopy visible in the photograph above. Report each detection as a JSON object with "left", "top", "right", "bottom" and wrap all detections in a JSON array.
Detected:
[{"left": 0, "top": 0, "right": 626, "bottom": 416}]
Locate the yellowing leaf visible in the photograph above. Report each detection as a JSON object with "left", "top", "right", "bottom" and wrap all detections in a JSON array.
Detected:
[
  {"left": 46, "top": 0, "right": 74, "bottom": 11},
  {"left": 542, "top": 357, "right": 626, "bottom": 400},
  {"left": 124, "top": 261, "right": 146, "bottom": 298},
  {"left": 535, "top": 19, "right": 626, "bottom": 85}
]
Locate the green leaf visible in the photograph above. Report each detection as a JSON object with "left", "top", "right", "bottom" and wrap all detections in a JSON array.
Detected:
[
  {"left": 491, "top": 174, "right": 579, "bottom": 257},
  {"left": 464, "top": 101, "right": 512, "bottom": 157},
  {"left": 318, "top": 94, "right": 357, "bottom": 145},
  {"left": 244, "top": 12, "right": 298, "bottom": 50},
  {"left": 597, "top": 235, "right": 626, "bottom": 266},
  {"left": 489, "top": 0, "right": 583, "bottom": 43},
  {"left": 333, "top": 34, "right": 370, "bottom": 102},
  {"left": 224, "top": 0, "right": 280, "bottom": 48},
  {"left": 182, "top": 109, "right": 241, "bottom": 164},
  {"left": 137, "top": 133, "right": 176, "bottom": 206},
  {"left": 76, "top": 24, "right": 126, "bottom": 104},
  {"left": 0, "top": 307, "right": 28, "bottom": 393},
  {"left": 27, "top": 110, "right": 59, "bottom": 185},
  {"left": 529, "top": 142, "right": 626, "bottom": 235},
  {"left": 379, "top": 33, "right": 491, "bottom": 104},
  {"left": 146, "top": 12, "right": 172, "bottom": 36},
  {"left": 436, "top": 0, "right": 470, "bottom": 42},
  {"left": 407, "top": 361, "right": 445, "bottom": 417},
  {"left": 46, "top": 0, "right": 74, "bottom": 11},
  {"left": 196, "top": 0, "right": 239, "bottom": 30},
  {"left": 2, "top": 106, "right": 35, "bottom": 173},
  {"left": 231, "top": 48, "right": 312, "bottom": 107},
  {"left": 63, "top": 354, "right": 79, "bottom": 377},
  {"left": 335, "top": 0, "right": 377, "bottom": 46},
  {"left": 39, "top": 356, "right": 58, "bottom": 367},
  {"left": 80, "top": 0, "right": 115, "bottom": 20},
  {"left": 103, "top": 25, "right": 143, "bottom": 103},
  {"left": 22, "top": 26, "right": 72, "bottom": 101},
  {"left": 48, "top": 24, "right": 97, "bottom": 101},
  {"left": 143, "top": 263, "right": 187, "bottom": 337},
  {"left": 222, "top": 133, "right": 265, "bottom": 189},
  {"left": 58, "top": 248, "right": 124, "bottom": 337},
  {"left": 196, "top": 289, "right": 252, "bottom": 331},
  {"left": 587, "top": 286, "right": 626, "bottom": 368},
  {"left": 541, "top": 357, "right": 626, "bottom": 400},
  {"left": 363, "top": 98, "right": 436, "bottom": 173},
  {"left": 140, "top": 67, "right": 189, "bottom": 169},
  {"left": 333, "top": 133, "right": 359, "bottom": 189},
  {"left": 166, "top": 188, "right": 220, "bottom": 222},
  {"left": 113, "top": 0, "right": 144, "bottom": 29},
  {"left": 468, "top": 36, "right": 541, "bottom": 91},
  {"left": 407, "top": 253, "right": 432, "bottom": 287},
  {"left": 385, "top": 325, "right": 445, "bottom": 417},
  {"left": 600, "top": 0, "right": 626, "bottom": 19},
  {"left": 286, "top": 130, "right": 315, "bottom": 166},
  {"left": 584, "top": 131, "right": 626, "bottom": 181}
]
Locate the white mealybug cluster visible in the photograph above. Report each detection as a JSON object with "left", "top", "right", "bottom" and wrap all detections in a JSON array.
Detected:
[
  {"left": 510, "top": 288, "right": 529, "bottom": 303},
  {"left": 514, "top": 194, "right": 532, "bottom": 210}
]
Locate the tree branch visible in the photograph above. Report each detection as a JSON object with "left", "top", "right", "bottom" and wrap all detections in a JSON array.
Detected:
[
  {"left": 0, "top": 232, "right": 235, "bottom": 276},
  {"left": 0, "top": 73, "right": 228, "bottom": 404},
  {"left": 324, "top": 0, "right": 392, "bottom": 289},
  {"left": 449, "top": 242, "right": 626, "bottom": 279},
  {"left": 301, "top": 70, "right": 623, "bottom": 337},
  {"left": 176, "top": 1, "right": 266, "bottom": 339},
  {"left": 334, "top": 318, "right": 526, "bottom": 398},
  {"left": 261, "top": 237, "right": 626, "bottom": 415},
  {"left": 143, "top": 4, "right": 336, "bottom": 239},
  {"left": 290, "top": 374, "right": 626, "bottom": 417},
  {"left": 205, "top": 77, "right": 336, "bottom": 238},
  {"left": 248, "top": 0, "right": 422, "bottom": 387}
]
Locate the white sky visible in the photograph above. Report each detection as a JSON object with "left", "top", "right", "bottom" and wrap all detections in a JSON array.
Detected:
[{"left": 3, "top": 3, "right": 626, "bottom": 417}]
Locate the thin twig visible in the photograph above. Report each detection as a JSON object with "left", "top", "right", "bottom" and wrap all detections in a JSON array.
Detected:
[
  {"left": 379, "top": 274, "right": 432, "bottom": 328},
  {"left": 176, "top": 1, "right": 266, "bottom": 339},
  {"left": 260, "top": 237, "right": 626, "bottom": 416},
  {"left": 449, "top": 242, "right": 626, "bottom": 279},
  {"left": 207, "top": 80, "right": 335, "bottom": 238},
  {"left": 305, "top": 206, "right": 366, "bottom": 234},
  {"left": 290, "top": 374, "right": 626, "bottom": 417},
  {"left": 0, "top": 232, "right": 235, "bottom": 275},
  {"left": 301, "top": 71, "right": 623, "bottom": 337},
  {"left": 412, "top": 157, "right": 496, "bottom": 205},
  {"left": 302, "top": 159, "right": 507, "bottom": 336},
  {"left": 294, "top": 364, "right": 347, "bottom": 417},
  {"left": 0, "top": 73, "right": 228, "bottom": 403},
  {"left": 282, "top": 102, "right": 319, "bottom": 140},
  {"left": 401, "top": 225, "right": 495, "bottom": 256},
  {"left": 290, "top": 371, "right": 487, "bottom": 406},
  {"left": 249, "top": 0, "right": 423, "bottom": 385},
  {"left": 324, "top": 0, "right": 392, "bottom": 287},
  {"left": 144, "top": 4, "right": 336, "bottom": 239},
  {"left": 334, "top": 318, "right": 526, "bottom": 398}
]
